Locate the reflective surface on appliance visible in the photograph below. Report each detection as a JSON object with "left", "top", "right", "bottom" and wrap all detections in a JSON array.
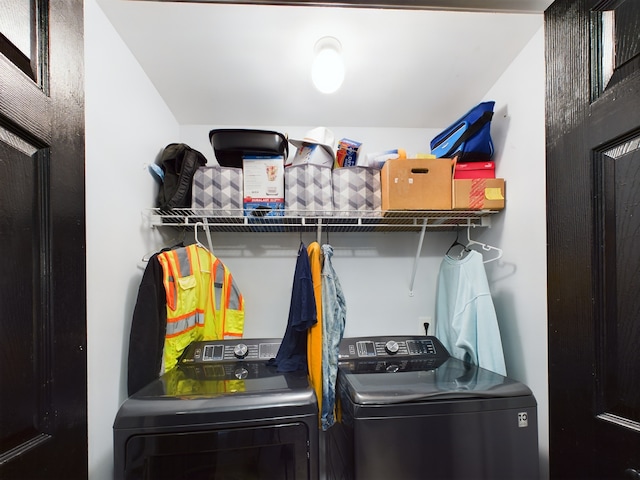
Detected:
[{"left": 337, "top": 336, "right": 532, "bottom": 404}]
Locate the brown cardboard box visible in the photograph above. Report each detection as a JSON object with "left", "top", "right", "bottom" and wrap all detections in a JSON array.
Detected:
[
  {"left": 453, "top": 178, "right": 505, "bottom": 210},
  {"left": 381, "top": 158, "right": 453, "bottom": 212}
]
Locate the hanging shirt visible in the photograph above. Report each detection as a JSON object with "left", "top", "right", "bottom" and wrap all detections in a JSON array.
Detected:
[
  {"left": 435, "top": 250, "right": 506, "bottom": 376},
  {"left": 269, "top": 242, "right": 317, "bottom": 373},
  {"left": 321, "top": 244, "right": 346, "bottom": 430},
  {"left": 307, "top": 241, "right": 323, "bottom": 423}
]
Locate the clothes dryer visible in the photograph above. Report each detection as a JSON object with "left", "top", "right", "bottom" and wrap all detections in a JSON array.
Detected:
[
  {"left": 114, "top": 338, "right": 318, "bottom": 480},
  {"left": 325, "top": 335, "right": 538, "bottom": 480}
]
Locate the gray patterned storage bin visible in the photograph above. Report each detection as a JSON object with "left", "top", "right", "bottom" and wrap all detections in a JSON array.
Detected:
[
  {"left": 332, "top": 167, "right": 382, "bottom": 217},
  {"left": 285, "top": 164, "right": 333, "bottom": 216},
  {"left": 191, "top": 166, "right": 243, "bottom": 216}
]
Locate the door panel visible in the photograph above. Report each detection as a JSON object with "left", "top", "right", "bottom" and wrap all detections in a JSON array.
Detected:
[
  {"left": 0, "top": 137, "right": 45, "bottom": 457},
  {"left": 0, "top": 1, "right": 86, "bottom": 478},
  {"left": 546, "top": 0, "right": 640, "bottom": 478}
]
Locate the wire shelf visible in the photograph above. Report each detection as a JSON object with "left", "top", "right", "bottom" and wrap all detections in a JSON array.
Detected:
[{"left": 143, "top": 208, "right": 499, "bottom": 233}]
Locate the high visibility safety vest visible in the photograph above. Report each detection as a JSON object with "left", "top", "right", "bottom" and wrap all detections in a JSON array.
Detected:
[{"left": 157, "top": 244, "right": 244, "bottom": 372}]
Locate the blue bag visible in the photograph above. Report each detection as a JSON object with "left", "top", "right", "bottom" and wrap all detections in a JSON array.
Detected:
[{"left": 430, "top": 101, "right": 495, "bottom": 162}]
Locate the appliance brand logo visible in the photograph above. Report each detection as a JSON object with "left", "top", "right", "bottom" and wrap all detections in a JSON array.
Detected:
[{"left": 518, "top": 412, "right": 529, "bottom": 428}]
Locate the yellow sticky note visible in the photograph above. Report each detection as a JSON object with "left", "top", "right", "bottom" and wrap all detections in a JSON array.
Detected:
[{"left": 485, "top": 187, "right": 504, "bottom": 200}]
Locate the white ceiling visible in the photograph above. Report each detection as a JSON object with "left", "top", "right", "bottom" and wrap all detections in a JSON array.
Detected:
[{"left": 96, "top": 0, "right": 552, "bottom": 128}]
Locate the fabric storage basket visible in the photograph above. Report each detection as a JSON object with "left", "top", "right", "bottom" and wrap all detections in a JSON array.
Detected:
[
  {"left": 191, "top": 166, "right": 243, "bottom": 216},
  {"left": 332, "top": 167, "right": 382, "bottom": 217},
  {"left": 284, "top": 164, "right": 333, "bottom": 216}
]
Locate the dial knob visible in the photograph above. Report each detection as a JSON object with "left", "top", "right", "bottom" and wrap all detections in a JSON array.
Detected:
[
  {"left": 385, "top": 340, "right": 399, "bottom": 355},
  {"left": 234, "top": 367, "right": 249, "bottom": 380},
  {"left": 233, "top": 343, "right": 248, "bottom": 359}
]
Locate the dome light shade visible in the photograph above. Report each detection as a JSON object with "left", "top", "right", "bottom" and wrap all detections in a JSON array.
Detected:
[{"left": 311, "top": 37, "right": 344, "bottom": 94}]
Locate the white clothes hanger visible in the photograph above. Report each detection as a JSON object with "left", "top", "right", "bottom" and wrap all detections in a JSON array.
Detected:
[
  {"left": 194, "top": 222, "right": 207, "bottom": 249},
  {"left": 194, "top": 221, "right": 214, "bottom": 252},
  {"left": 466, "top": 227, "right": 503, "bottom": 264}
]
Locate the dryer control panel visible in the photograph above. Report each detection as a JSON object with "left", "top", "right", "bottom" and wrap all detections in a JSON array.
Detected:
[
  {"left": 338, "top": 336, "right": 450, "bottom": 361},
  {"left": 179, "top": 339, "right": 281, "bottom": 364}
]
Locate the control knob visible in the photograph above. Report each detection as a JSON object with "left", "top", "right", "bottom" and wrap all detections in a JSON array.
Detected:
[
  {"left": 385, "top": 340, "right": 399, "bottom": 355},
  {"left": 233, "top": 343, "right": 249, "bottom": 359},
  {"left": 234, "top": 367, "right": 249, "bottom": 380}
]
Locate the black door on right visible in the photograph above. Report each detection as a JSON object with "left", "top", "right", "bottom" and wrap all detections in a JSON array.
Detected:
[{"left": 546, "top": 0, "right": 640, "bottom": 478}]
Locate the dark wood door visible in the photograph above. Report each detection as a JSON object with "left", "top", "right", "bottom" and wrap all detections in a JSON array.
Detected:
[
  {"left": 546, "top": 0, "right": 640, "bottom": 478},
  {"left": 0, "top": 1, "right": 87, "bottom": 478}
]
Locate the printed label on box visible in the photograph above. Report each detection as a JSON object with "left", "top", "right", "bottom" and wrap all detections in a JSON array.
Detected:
[{"left": 243, "top": 156, "right": 285, "bottom": 216}]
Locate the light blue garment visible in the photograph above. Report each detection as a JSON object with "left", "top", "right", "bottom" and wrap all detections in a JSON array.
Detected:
[
  {"left": 321, "top": 244, "right": 346, "bottom": 430},
  {"left": 435, "top": 250, "right": 506, "bottom": 376}
]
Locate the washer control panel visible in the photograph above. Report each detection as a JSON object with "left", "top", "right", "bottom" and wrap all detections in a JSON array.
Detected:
[
  {"left": 179, "top": 339, "right": 281, "bottom": 364},
  {"left": 338, "top": 336, "right": 449, "bottom": 360}
]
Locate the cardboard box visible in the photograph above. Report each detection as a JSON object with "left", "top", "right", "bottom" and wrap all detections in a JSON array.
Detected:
[
  {"left": 285, "top": 164, "right": 333, "bottom": 216},
  {"left": 242, "top": 155, "right": 285, "bottom": 217},
  {"left": 454, "top": 161, "right": 496, "bottom": 179},
  {"left": 381, "top": 158, "right": 454, "bottom": 211},
  {"left": 332, "top": 167, "right": 381, "bottom": 217},
  {"left": 453, "top": 178, "right": 505, "bottom": 210},
  {"left": 191, "top": 166, "right": 243, "bottom": 216}
]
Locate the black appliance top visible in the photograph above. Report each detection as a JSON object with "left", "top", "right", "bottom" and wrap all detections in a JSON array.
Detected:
[
  {"left": 114, "top": 338, "right": 317, "bottom": 430},
  {"left": 337, "top": 336, "right": 533, "bottom": 405}
]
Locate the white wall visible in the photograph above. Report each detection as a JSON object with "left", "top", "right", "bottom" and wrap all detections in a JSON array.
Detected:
[
  {"left": 482, "top": 25, "right": 549, "bottom": 478},
  {"left": 85, "top": 0, "right": 179, "bottom": 477},
  {"left": 86, "top": 1, "right": 547, "bottom": 478}
]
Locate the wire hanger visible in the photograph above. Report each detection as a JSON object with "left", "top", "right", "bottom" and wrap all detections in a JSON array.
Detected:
[
  {"left": 194, "top": 222, "right": 207, "bottom": 249},
  {"left": 466, "top": 227, "right": 503, "bottom": 264},
  {"left": 446, "top": 228, "right": 471, "bottom": 260}
]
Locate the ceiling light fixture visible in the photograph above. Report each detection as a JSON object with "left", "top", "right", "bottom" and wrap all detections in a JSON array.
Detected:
[{"left": 311, "top": 36, "right": 344, "bottom": 94}]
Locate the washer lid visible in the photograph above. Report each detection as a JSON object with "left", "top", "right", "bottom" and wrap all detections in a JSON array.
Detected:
[
  {"left": 114, "top": 365, "right": 317, "bottom": 429},
  {"left": 339, "top": 356, "right": 532, "bottom": 405}
]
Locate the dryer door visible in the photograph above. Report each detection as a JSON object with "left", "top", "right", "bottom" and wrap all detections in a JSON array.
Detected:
[{"left": 120, "top": 422, "right": 313, "bottom": 480}]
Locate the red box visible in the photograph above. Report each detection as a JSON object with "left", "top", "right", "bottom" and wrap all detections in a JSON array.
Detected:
[{"left": 454, "top": 161, "right": 495, "bottom": 179}]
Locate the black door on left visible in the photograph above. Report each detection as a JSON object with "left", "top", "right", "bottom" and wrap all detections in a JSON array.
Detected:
[{"left": 0, "top": 1, "right": 86, "bottom": 478}]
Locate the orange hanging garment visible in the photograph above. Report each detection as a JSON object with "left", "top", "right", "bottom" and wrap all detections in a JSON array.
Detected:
[{"left": 306, "top": 241, "right": 323, "bottom": 424}]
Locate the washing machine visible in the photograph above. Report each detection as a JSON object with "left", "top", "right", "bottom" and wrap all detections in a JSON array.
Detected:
[
  {"left": 325, "top": 335, "right": 538, "bottom": 480},
  {"left": 114, "top": 338, "right": 319, "bottom": 480}
]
